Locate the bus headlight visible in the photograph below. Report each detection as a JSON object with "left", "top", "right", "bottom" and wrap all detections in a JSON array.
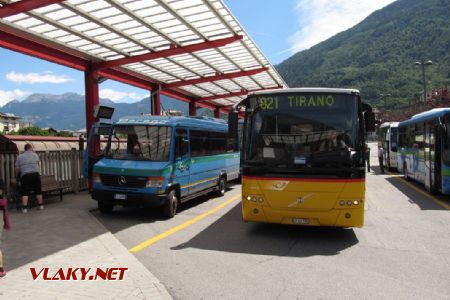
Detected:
[
  {"left": 353, "top": 200, "right": 359, "bottom": 206},
  {"left": 146, "top": 176, "right": 164, "bottom": 188},
  {"left": 93, "top": 172, "right": 101, "bottom": 183},
  {"left": 245, "top": 195, "right": 264, "bottom": 203}
]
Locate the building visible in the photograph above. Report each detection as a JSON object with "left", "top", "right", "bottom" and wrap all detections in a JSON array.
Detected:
[{"left": 0, "top": 112, "right": 20, "bottom": 133}]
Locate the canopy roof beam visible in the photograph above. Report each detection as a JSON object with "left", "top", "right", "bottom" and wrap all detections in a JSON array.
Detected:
[
  {"left": 164, "top": 67, "right": 268, "bottom": 89},
  {"left": 196, "top": 86, "right": 283, "bottom": 103},
  {"left": 81, "top": 0, "right": 231, "bottom": 96},
  {"left": 104, "top": 0, "right": 237, "bottom": 95},
  {"left": 0, "top": 26, "right": 199, "bottom": 101},
  {"left": 153, "top": 0, "right": 255, "bottom": 91},
  {"left": 0, "top": 0, "right": 64, "bottom": 18},
  {"left": 95, "top": 35, "right": 243, "bottom": 70},
  {"left": 0, "top": 0, "right": 287, "bottom": 111}
]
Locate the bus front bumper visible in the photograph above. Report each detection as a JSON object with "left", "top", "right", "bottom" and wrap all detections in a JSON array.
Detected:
[
  {"left": 242, "top": 203, "right": 364, "bottom": 228},
  {"left": 92, "top": 190, "right": 167, "bottom": 207}
]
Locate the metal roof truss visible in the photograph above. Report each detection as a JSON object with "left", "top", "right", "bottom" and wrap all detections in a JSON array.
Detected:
[{"left": 0, "top": 0, "right": 286, "bottom": 109}]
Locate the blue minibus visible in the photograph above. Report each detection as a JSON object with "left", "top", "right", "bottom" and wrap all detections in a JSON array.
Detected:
[
  {"left": 90, "top": 115, "right": 240, "bottom": 218},
  {"left": 398, "top": 108, "right": 450, "bottom": 194}
]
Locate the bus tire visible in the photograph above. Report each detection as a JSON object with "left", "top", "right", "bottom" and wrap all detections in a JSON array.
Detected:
[
  {"left": 215, "top": 176, "right": 227, "bottom": 197},
  {"left": 403, "top": 163, "right": 410, "bottom": 181},
  {"left": 163, "top": 189, "right": 178, "bottom": 219},
  {"left": 98, "top": 200, "right": 114, "bottom": 214}
]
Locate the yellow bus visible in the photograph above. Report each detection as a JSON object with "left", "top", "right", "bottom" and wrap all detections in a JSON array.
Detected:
[{"left": 228, "top": 88, "right": 375, "bottom": 227}]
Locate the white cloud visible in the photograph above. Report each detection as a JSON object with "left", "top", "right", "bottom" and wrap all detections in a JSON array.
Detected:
[
  {"left": 289, "top": 0, "right": 396, "bottom": 53},
  {"left": 6, "top": 71, "right": 72, "bottom": 84},
  {"left": 0, "top": 89, "right": 31, "bottom": 106},
  {"left": 99, "top": 89, "right": 145, "bottom": 103}
]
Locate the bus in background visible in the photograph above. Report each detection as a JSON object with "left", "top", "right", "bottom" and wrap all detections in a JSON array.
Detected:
[
  {"left": 228, "top": 88, "right": 375, "bottom": 227},
  {"left": 91, "top": 116, "right": 240, "bottom": 218},
  {"left": 378, "top": 122, "right": 399, "bottom": 170},
  {"left": 397, "top": 108, "right": 450, "bottom": 194}
]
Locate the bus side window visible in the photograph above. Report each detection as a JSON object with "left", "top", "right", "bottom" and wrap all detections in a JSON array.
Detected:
[{"left": 175, "top": 129, "right": 188, "bottom": 159}]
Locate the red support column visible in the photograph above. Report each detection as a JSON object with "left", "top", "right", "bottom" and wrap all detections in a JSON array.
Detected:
[
  {"left": 189, "top": 101, "right": 196, "bottom": 116},
  {"left": 214, "top": 107, "right": 221, "bottom": 118},
  {"left": 84, "top": 66, "right": 100, "bottom": 192},
  {"left": 84, "top": 66, "right": 99, "bottom": 136},
  {"left": 151, "top": 89, "right": 161, "bottom": 115}
]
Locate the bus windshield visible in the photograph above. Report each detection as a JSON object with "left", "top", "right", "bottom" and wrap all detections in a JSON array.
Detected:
[
  {"left": 106, "top": 125, "right": 172, "bottom": 161},
  {"left": 244, "top": 93, "right": 359, "bottom": 170}
]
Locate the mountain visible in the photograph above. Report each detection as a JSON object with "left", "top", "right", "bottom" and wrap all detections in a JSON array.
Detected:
[
  {"left": 1, "top": 93, "right": 189, "bottom": 130},
  {"left": 276, "top": 0, "right": 450, "bottom": 109}
]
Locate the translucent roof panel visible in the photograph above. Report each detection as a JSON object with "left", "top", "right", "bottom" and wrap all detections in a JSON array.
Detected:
[{"left": 1, "top": 0, "right": 287, "bottom": 106}]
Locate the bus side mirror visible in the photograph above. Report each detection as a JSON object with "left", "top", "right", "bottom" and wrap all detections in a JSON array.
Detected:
[
  {"left": 438, "top": 117, "right": 447, "bottom": 133},
  {"left": 228, "top": 110, "right": 238, "bottom": 138},
  {"left": 365, "top": 111, "right": 375, "bottom": 132},
  {"left": 228, "top": 110, "right": 239, "bottom": 151}
]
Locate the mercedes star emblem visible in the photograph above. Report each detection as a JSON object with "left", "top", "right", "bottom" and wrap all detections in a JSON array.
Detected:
[{"left": 118, "top": 176, "right": 126, "bottom": 185}]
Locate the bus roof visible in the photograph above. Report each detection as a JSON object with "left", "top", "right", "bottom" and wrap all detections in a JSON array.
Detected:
[
  {"left": 249, "top": 88, "right": 360, "bottom": 96},
  {"left": 116, "top": 115, "right": 227, "bottom": 131},
  {"left": 399, "top": 108, "right": 450, "bottom": 127}
]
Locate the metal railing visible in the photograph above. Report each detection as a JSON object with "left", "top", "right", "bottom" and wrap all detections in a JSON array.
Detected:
[{"left": 0, "top": 148, "right": 86, "bottom": 202}]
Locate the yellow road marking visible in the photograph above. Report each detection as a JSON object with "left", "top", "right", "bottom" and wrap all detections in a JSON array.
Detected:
[
  {"left": 129, "top": 194, "right": 241, "bottom": 253},
  {"left": 388, "top": 172, "right": 450, "bottom": 210}
]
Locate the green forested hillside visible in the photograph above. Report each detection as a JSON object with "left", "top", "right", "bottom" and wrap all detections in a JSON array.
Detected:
[{"left": 276, "top": 0, "right": 450, "bottom": 109}]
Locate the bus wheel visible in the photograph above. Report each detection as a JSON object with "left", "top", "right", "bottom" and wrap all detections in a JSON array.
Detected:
[
  {"left": 215, "top": 176, "right": 227, "bottom": 197},
  {"left": 163, "top": 189, "right": 178, "bottom": 219},
  {"left": 98, "top": 200, "right": 114, "bottom": 214}
]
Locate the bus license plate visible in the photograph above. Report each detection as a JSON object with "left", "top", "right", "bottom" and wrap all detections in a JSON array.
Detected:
[
  {"left": 293, "top": 218, "right": 310, "bottom": 225},
  {"left": 114, "top": 194, "right": 127, "bottom": 200}
]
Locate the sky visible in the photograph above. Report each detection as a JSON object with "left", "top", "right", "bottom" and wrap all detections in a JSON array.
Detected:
[{"left": 0, "top": 0, "right": 396, "bottom": 106}]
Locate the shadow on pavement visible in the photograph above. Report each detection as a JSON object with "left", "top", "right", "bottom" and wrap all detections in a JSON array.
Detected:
[
  {"left": 171, "top": 204, "right": 358, "bottom": 257},
  {"left": 93, "top": 182, "right": 240, "bottom": 235},
  {"left": 370, "top": 165, "right": 387, "bottom": 175},
  {"left": 2, "top": 194, "right": 108, "bottom": 271},
  {"left": 385, "top": 176, "right": 449, "bottom": 210}
]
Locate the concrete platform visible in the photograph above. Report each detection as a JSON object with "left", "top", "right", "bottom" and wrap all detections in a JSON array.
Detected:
[{"left": 0, "top": 192, "right": 172, "bottom": 300}]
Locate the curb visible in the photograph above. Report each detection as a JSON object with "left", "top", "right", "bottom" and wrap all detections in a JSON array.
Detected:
[{"left": 85, "top": 210, "right": 173, "bottom": 300}]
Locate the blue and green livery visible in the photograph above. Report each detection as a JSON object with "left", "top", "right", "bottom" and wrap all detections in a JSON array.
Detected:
[
  {"left": 91, "top": 115, "right": 240, "bottom": 218},
  {"left": 398, "top": 108, "right": 450, "bottom": 194}
]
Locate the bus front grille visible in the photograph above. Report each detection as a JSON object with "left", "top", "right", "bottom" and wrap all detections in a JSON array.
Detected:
[{"left": 100, "top": 174, "right": 147, "bottom": 188}]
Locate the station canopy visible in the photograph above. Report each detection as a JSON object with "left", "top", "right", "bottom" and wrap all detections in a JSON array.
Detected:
[{"left": 0, "top": 0, "right": 287, "bottom": 109}]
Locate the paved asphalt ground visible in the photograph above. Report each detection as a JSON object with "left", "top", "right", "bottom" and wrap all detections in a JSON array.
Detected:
[{"left": 93, "top": 143, "right": 450, "bottom": 299}]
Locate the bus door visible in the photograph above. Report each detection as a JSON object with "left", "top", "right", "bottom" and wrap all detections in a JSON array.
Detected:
[
  {"left": 173, "top": 128, "right": 190, "bottom": 198},
  {"left": 390, "top": 127, "right": 398, "bottom": 168},
  {"left": 434, "top": 124, "right": 442, "bottom": 191},
  {"left": 84, "top": 124, "right": 112, "bottom": 191},
  {"left": 424, "top": 123, "right": 433, "bottom": 191},
  {"left": 385, "top": 140, "right": 390, "bottom": 168}
]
